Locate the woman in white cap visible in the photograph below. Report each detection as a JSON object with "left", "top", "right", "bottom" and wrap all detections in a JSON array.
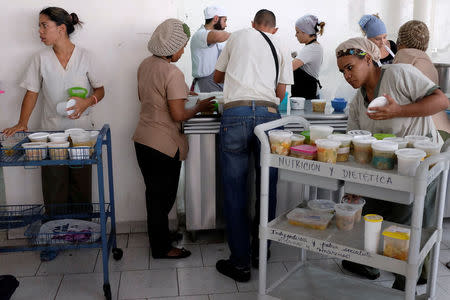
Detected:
[
  {"left": 359, "top": 14, "right": 397, "bottom": 65},
  {"left": 133, "top": 18, "right": 213, "bottom": 259},
  {"left": 291, "top": 15, "right": 325, "bottom": 99},
  {"left": 3, "top": 7, "right": 105, "bottom": 262},
  {"left": 336, "top": 37, "right": 448, "bottom": 289}
]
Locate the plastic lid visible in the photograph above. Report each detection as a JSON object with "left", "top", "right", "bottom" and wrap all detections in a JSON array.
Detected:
[
  {"left": 404, "top": 135, "right": 430, "bottom": 143},
  {"left": 65, "top": 128, "right": 86, "bottom": 134},
  {"left": 347, "top": 130, "right": 372, "bottom": 136},
  {"left": 395, "top": 148, "right": 426, "bottom": 159},
  {"left": 413, "top": 141, "right": 441, "bottom": 151},
  {"left": 373, "top": 133, "right": 396, "bottom": 140},
  {"left": 334, "top": 203, "right": 358, "bottom": 216},
  {"left": 49, "top": 133, "right": 69, "bottom": 138},
  {"left": 307, "top": 199, "right": 335, "bottom": 213},
  {"left": 300, "top": 130, "right": 310, "bottom": 137},
  {"left": 268, "top": 129, "right": 293, "bottom": 138},
  {"left": 327, "top": 134, "right": 353, "bottom": 143},
  {"left": 383, "top": 137, "right": 407, "bottom": 144},
  {"left": 291, "top": 144, "right": 317, "bottom": 154},
  {"left": 353, "top": 136, "right": 377, "bottom": 145},
  {"left": 371, "top": 141, "right": 398, "bottom": 152},
  {"left": 363, "top": 214, "right": 383, "bottom": 223},
  {"left": 0, "top": 90, "right": 5, "bottom": 94},
  {"left": 22, "top": 142, "right": 47, "bottom": 148},
  {"left": 310, "top": 125, "right": 333, "bottom": 132},
  {"left": 382, "top": 225, "right": 410, "bottom": 240},
  {"left": 28, "top": 132, "right": 49, "bottom": 139},
  {"left": 367, "top": 96, "right": 388, "bottom": 113},
  {"left": 342, "top": 196, "right": 366, "bottom": 207},
  {"left": 315, "top": 139, "right": 341, "bottom": 149},
  {"left": 311, "top": 99, "right": 326, "bottom": 103}
]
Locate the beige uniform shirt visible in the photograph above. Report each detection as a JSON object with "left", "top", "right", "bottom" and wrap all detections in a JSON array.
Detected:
[
  {"left": 348, "top": 64, "right": 442, "bottom": 144},
  {"left": 133, "top": 56, "right": 189, "bottom": 160}
]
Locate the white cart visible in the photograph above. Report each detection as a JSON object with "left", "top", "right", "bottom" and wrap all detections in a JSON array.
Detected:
[{"left": 254, "top": 116, "right": 450, "bottom": 300}]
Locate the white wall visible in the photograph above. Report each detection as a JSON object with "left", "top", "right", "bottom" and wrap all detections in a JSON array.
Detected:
[{"left": 1, "top": 0, "right": 449, "bottom": 222}]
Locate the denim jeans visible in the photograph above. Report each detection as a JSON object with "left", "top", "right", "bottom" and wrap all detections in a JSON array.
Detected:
[{"left": 219, "top": 103, "right": 279, "bottom": 267}]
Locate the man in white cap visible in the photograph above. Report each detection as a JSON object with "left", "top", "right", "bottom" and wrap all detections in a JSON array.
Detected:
[{"left": 190, "top": 5, "right": 230, "bottom": 92}]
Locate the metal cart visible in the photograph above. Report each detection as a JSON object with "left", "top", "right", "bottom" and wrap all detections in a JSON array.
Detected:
[
  {"left": 255, "top": 116, "right": 450, "bottom": 300},
  {"left": 0, "top": 124, "right": 122, "bottom": 300}
]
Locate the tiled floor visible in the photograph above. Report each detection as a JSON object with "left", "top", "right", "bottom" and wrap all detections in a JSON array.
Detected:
[{"left": 0, "top": 219, "right": 449, "bottom": 300}]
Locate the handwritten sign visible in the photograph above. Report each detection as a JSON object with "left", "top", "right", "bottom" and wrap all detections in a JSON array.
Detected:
[
  {"left": 271, "top": 155, "right": 412, "bottom": 191},
  {"left": 270, "top": 228, "right": 372, "bottom": 261}
]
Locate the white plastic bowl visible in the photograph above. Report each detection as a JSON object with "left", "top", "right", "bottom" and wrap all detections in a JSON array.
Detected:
[
  {"left": 367, "top": 96, "right": 388, "bottom": 113},
  {"left": 28, "top": 132, "right": 49, "bottom": 142},
  {"left": 49, "top": 133, "right": 69, "bottom": 143}
]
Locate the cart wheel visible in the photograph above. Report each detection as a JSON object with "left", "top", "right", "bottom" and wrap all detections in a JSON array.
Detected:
[
  {"left": 103, "top": 283, "right": 112, "bottom": 300},
  {"left": 112, "top": 248, "right": 123, "bottom": 261}
]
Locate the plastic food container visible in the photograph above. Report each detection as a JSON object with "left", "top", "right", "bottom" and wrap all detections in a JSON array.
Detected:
[
  {"left": 334, "top": 203, "right": 358, "bottom": 231},
  {"left": 347, "top": 130, "right": 372, "bottom": 138},
  {"left": 300, "top": 130, "right": 310, "bottom": 144},
  {"left": 352, "top": 136, "right": 377, "bottom": 164},
  {"left": 364, "top": 214, "right": 383, "bottom": 253},
  {"left": 28, "top": 132, "right": 49, "bottom": 142},
  {"left": 395, "top": 148, "right": 426, "bottom": 176},
  {"left": 404, "top": 135, "right": 430, "bottom": 148},
  {"left": 371, "top": 141, "right": 398, "bottom": 170},
  {"left": 290, "top": 97, "right": 305, "bottom": 110},
  {"left": 69, "top": 146, "right": 90, "bottom": 160},
  {"left": 311, "top": 99, "right": 326, "bottom": 112},
  {"left": 22, "top": 142, "right": 47, "bottom": 161},
  {"left": 290, "top": 145, "right": 317, "bottom": 160},
  {"left": 286, "top": 208, "right": 334, "bottom": 230},
  {"left": 268, "top": 130, "right": 293, "bottom": 156},
  {"left": 1, "top": 138, "right": 20, "bottom": 156},
  {"left": 367, "top": 96, "right": 388, "bottom": 113},
  {"left": 70, "top": 131, "right": 91, "bottom": 147},
  {"left": 373, "top": 133, "right": 396, "bottom": 140},
  {"left": 315, "top": 139, "right": 340, "bottom": 163},
  {"left": 307, "top": 199, "right": 336, "bottom": 214},
  {"left": 49, "top": 133, "right": 69, "bottom": 143},
  {"left": 64, "top": 128, "right": 86, "bottom": 135},
  {"left": 327, "top": 134, "right": 353, "bottom": 162},
  {"left": 413, "top": 140, "right": 442, "bottom": 158},
  {"left": 310, "top": 125, "right": 333, "bottom": 145},
  {"left": 291, "top": 134, "right": 305, "bottom": 146},
  {"left": 341, "top": 195, "right": 366, "bottom": 222},
  {"left": 47, "top": 141, "right": 70, "bottom": 160},
  {"left": 383, "top": 137, "right": 408, "bottom": 149},
  {"left": 382, "top": 225, "right": 410, "bottom": 261}
]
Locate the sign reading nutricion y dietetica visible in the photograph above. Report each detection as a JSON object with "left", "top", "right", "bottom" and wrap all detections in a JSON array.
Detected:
[
  {"left": 270, "top": 228, "right": 372, "bottom": 261},
  {"left": 272, "top": 155, "right": 411, "bottom": 190}
]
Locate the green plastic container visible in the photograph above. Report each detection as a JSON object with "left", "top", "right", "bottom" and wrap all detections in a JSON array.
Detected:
[
  {"left": 68, "top": 87, "right": 88, "bottom": 99},
  {"left": 300, "top": 130, "right": 310, "bottom": 144},
  {"left": 373, "top": 133, "right": 396, "bottom": 140}
]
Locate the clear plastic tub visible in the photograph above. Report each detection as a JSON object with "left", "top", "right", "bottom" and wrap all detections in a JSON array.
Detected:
[
  {"left": 28, "top": 132, "right": 49, "bottom": 142},
  {"left": 341, "top": 195, "right": 366, "bottom": 222},
  {"left": 347, "top": 130, "right": 372, "bottom": 138},
  {"left": 89, "top": 131, "right": 100, "bottom": 155},
  {"left": 327, "top": 134, "right": 353, "bottom": 162},
  {"left": 310, "top": 125, "right": 333, "bottom": 145},
  {"left": 371, "top": 141, "right": 398, "bottom": 170},
  {"left": 64, "top": 128, "right": 86, "bottom": 135},
  {"left": 49, "top": 133, "right": 69, "bottom": 143},
  {"left": 286, "top": 208, "right": 334, "bottom": 230},
  {"left": 1, "top": 138, "right": 20, "bottom": 156},
  {"left": 404, "top": 135, "right": 430, "bottom": 148},
  {"left": 307, "top": 199, "right": 336, "bottom": 214},
  {"left": 22, "top": 142, "right": 47, "bottom": 161},
  {"left": 69, "top": 146, "right": 90, "bottom": 160},
  {"left": 413, "top": 140, "right": 442, "bottom": 158},
  {"left": 290, "top": 145, "right": 317, "bottom": 160},
  {"left": 311, "top": 99, "right": 326, "bottom": 112},
  {"left": 47, "top": 141, "right": 70, "bottom": 160},
  {"left": 291, "top": 134, "right": 305, "bottom": 146},
  {"left": 373, "top": 133, "right": 396, "bottom": 140},
  {"left": 315, "top": 139, "right": 340, "bottom": 163},
  {"left": 70, "top": 131, "right": 91, "bottom": 147},
  {"left": 352, "top": 136, "right": 377, "bottom": 164},
  {"left": 382, "top": 225, "right": 410, "bottom": 261},
  {"left": 395, "top": 148, "right": 426, "bottom": 176},
  {"left": 383, "top": 137, "right": 408, "bottom": 149},
  {"left": 334, "top": 203, "right": 358, "bottom": 231},
  {"left": 268, "top": 130, "right": 293, "bottom": 156}
]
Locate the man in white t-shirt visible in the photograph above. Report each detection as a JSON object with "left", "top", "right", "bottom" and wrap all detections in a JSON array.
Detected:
[
  {"left": 190, "top": 5, "right": 230, "bottom": 92},
  {"left": 213, "top": 9, "right": 293, "bottom": 282}
]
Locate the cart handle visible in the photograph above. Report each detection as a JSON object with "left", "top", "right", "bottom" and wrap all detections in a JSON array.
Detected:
[
  {"left": 254, "top": 115, "right": 309, "bottom": 153},
  {"left": 416, "top": 152, "right": 450, "bottom": 179}
]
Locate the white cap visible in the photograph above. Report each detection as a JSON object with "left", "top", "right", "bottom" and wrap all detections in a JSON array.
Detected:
[{"left": 204, "top": 6, "right": 226, "bottom": 19}]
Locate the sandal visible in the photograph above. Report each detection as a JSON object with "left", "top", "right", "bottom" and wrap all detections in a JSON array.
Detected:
[{"left": 153, "top": 247, "right": 191, "bottom": 259}]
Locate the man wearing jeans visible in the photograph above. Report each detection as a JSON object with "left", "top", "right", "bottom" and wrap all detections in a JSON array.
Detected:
[{"left": 213, "top": 9, "right": 293, "bottom": 282}]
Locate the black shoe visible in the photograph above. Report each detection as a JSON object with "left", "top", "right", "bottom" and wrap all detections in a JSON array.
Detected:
[
  {"left": 216, "top": 259, "right": 251, "bottom": 282},
  {"left": 342, "top": 260, "right": 380, "bottom": 280},
  {"left": 251, "top": 249, "right": 271, "bottom": 269},
  {"left": 152, "top": 247, "right": 191, "bottom": 259}
]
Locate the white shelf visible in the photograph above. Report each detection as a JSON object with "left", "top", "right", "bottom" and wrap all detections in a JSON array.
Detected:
[{"left": 262, "top": 211, "right": 437, "bottom": 276}]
